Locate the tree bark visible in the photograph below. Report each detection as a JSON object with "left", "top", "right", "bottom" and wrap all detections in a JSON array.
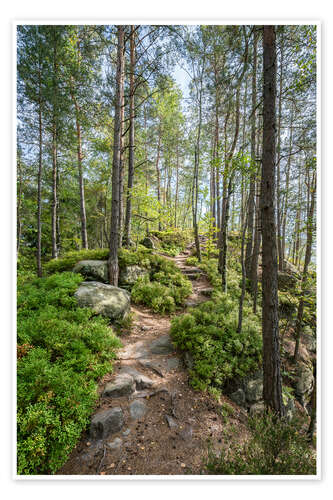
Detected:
[
  {"left": 109, "top": 25, "right": 125, "bottom": 286},
  {"left": 51, "top": 29, "right": 58, "bottom": 260},
  {"left": 37, "top": 88, "right": 43, "bottom": 276},
  {"left": 261, "top": 25, "right": 284, "bottom": 416},
  {"left": 124, "top": 25, "right": 136, "bottom": 246}
]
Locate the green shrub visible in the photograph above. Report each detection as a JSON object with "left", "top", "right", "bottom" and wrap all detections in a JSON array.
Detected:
[
  {"left": 151, "top": 229, "right": 191, "bottom": 251},
  {"left": 131, "top": 254, "right": 192, "bottom": 313},
  {"left": 204, "top": 411, "right": 316, "bottom": 475},
  {"left": 170, "top": 296, "right": 262, "bottom": 390},
  {"left": 186, "top": 256, "right": 199, "bottom": 267},
  {"left": 17, "top": 272, "right": 121, "bottom": 474},
  {"left": 44, "top": 249, "right": 110, "bottom": 274}
]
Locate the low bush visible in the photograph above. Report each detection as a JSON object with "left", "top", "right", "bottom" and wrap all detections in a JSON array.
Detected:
[
  {"left": 170, "top": 296, "right": 262, "bottom": 391},
  {"left": 204, "top": 411, "right": 316, "bottom": 475},
  {"left": 131, "top": 255, "right": 192, "bottom": 313},
  {"left": 185, "top": 256, "right": 199, "bottom": 267},
  {"left": 17, "top": 272, "right": 121, "bottom": 474}
]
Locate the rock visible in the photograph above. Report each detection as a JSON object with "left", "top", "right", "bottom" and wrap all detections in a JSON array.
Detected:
[
  {"left": 150, "top": 335, "right": 175, "bottom": 355},
  {"left": 141, "top": 325, "right": 151, "bottom": 331},
  {"left": 90, "top": 407, "right": 124, "bottom": 439},
  {"left": 165, "top": 415, "right": 178, "bottom": 429},
  {"left": 230, "top": 388, "right": 246, "bottom": 407},
  {"left": 185, "top": 300, "right": 199, "bottom": 308},
  {"left": 179, "top": 424, "right": 193, "bottom": 441},
  {"left": 73, "top": 260, "right": 108, "bottom": 283},
  {"left": 140, "top": 237, "right": 155, "bottom": 249},
  {"left": 122, "top": 428, "right": 131, "bottom": 437},
  {"left": 245, "top": 378, "right": 263, "bottom": 403},
  {"left": 184, "top": 352, "right": 194, "bottom": 370},
  {"left": 295, "top": 362, "right": 314, "bottom": 404},
  {"left": 200, "top": 288, "right": 213, "bottom": 297},
  {"left": 283, "top": 260, "right": 301, "bottom": 277},
  {"left": 119, "top": 366, "right": 154, "bottom": 390},
  {"left": 130, "top": 399, "right": 148, "bottom": 420},
  {"left": 103, "top": 374, "right": 136, "bottom": 398},
  {"left": 166, "top": 357, "right": 180, "bottom": 371},
  {"left": 107, "top": 437, "right": 122, "bottom": 450},
  {"left": 249, "top": 402, "right": 265, "bottom": 416},
  {"left": 118, "top": 340, "right": 149, "bottom": 360},
  {"left": 119, "top": 265, "right": 148, "bottom": 288},
  {"left": 278, "top": 271, "right": 299, "bottom": 291},
  {"left": 303, "top": 326, "right": 316, "bottom": 353},
  {"left": 185, "top": 273, "right": 200, "bottom": 281},
  {"left": 74, "top": 281, "right": 130, "bottom": 320},
  {"left": 285, "top": 397, "right": 296, "bottom": 422},
  {"left": 139, "top": 359, "right": 165, "bottom": 377}
]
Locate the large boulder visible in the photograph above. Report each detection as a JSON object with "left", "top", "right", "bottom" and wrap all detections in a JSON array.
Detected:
[
  {"left": 119, "top": 265, "right": 148, "bottom": 288},
  {"left": 295, "top": 362, "right": 314, "bottom": 405},
  {"left": 73, "top": 260, "right": 108, "bottom": 283},
  {"left": 74, "top": 281, "right": 130, "bottom": 320},
  {"left": 278, "top": 271, "right": 299, "bottom": 291},
  {"left": 140, "top": 236, "right": 155, "bottom": 249}
]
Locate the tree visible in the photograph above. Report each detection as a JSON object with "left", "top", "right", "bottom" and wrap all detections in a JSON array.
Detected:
[
  {"left": 261, "top": 25, "right": 284, "bottom": 416},
  {"left": 109, "top": 25, "right": 125, "bottom": 286}
]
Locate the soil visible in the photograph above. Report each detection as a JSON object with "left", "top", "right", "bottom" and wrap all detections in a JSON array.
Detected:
[{"left": 57, "top": 248, "right": 249, "bottom": 476}]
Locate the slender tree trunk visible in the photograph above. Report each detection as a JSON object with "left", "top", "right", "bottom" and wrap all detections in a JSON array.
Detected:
[
  {"left": 17, "top": 154, "right": 23, "bottom": 255},
  {"left": 245, "top": 30, "right": 258, "bottom": 278},
  {"left": 124, "top": 25, "right": 136, "bottom": 247},
  {"left": 307, "top": 359, "right": 317, "bottom": 444},
  {"left": 118, "top": 88, "right": 125, "bottom": 248},
  {"left": 281, "top": 107, "right": 293, "bottom": 266},
  {"left": 175, "top": 139, "right": 179, "bottom": 227},
  {"left": 276, "top": 32, "right": 284, "bottom": 270},
  {"left": 251, "top": 174, "right": 261, "bottom": 312},
  {"left": 261, "top": 25, "right": 284, "bottom": 416},
  {"left": 109, "top": 26, "right": 125, "bottom": 286},
  {"left": 51, "top": 33, "right": 58, "bottom": 260},
  {"left": 155, "top": 124, "right": 162, "bottom": 231},
  {"left": 36, "top": 91, "right": 43, "bottom": 276},
  {"left": 237, "top": 197, "right": 249, "bottom": 333},
  {"left": 293, "top": 171, "right": 316, "bottom": 361}
]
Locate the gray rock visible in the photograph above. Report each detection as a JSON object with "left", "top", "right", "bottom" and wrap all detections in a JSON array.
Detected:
[
  {"left": 200, "top": 288, "right": 213, "bottom": 297},
  {"left": 119, "top": 265, "right": 148, "bottom": 288},
  {"left": 118, "top": 340, "right": 149, "bottom": 360},
  {"left": 285, "top": 397, "right": 296, "bottom": 422},
  {"left": 166, "top": 357, "right": 180, "bottom": 371},
  {"left": 150, "top": 335, "right": 175, "bottom": 355},
  {"left": 73, "top": 260, "right": 108, "bottom": 283},
  {"left": 249, "top": 402, "right": 265, "bottom": 416},
  {"left": 139, "top": 359, "right": 165, "bottom": 377},
  {"left": 103, "top": 374, "right": 136, "bottom": 398},
  {"left": 74, "top": 281, "right": 130, "bottom": 320},
  {"left": 130, "top": 399, "right": 148, "bottom": 420},
  {"left": 230, "top": 388, "right": 246, "bottom": 407},
  {"left": 179, "top": 425, "right": 193, "bottom": 441},
  {"left": 140, "top": 237, "right": 155, "bottom": 249},
  {"left": 107, "top": 437, "right": 122, "bottom": 450},
  {"left": 303, "top": 326, "right": 316, "bottom": 353},
  {"left": 119, "top": 366, "right": 154, "bottom": 390},
  {"left": 184, "top": 352, "right": 194, "bottom": 370},
  {"left": 165, "top": 415, "right": 178, "bottom": 429},
  {"left": 122, "top": 428, "right": 131, "bottom": 437},
  {"left": 283, "top": 260, "right": 301, "bottom": 277},
  {"left": 295, "top": 363, "right": 314, "bottom": 402},
  {"left": 245, "top": 378, "right": 263, "bottom": 403},
  {"left": 90, "top": 407, "right": 124, "bottom": 439}
]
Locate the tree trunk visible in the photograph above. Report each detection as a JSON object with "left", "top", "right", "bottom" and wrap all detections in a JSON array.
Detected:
[
  {"left": 124, "top": 25, "right": 136, "bottom": 247},
  {"left": 51, "top": 32, "right": 58, "bottom": 260},
  {"left": 109, "top": 25, "right": 125, "bottom": 286},
  {"left": 276, "top": 32, "right": 284, "bottom": 270},
  {"left": 118, "top": 87, "right": 125, "bottom": 248},
  {"left": 36, "top": 91, "right": 43, "bottom": 276},
  {"left": 261, "top": 25, "right": 284, "bottom": 416},
  {"left": 155, "top": 124, "right": 162, "bottom": 231},
  {"left": 17, "top": 153, "right": 23, "bottom": 255},
  {"left": 245, "top": 30, "right": 258, "bottom": 278},
  {"left": 293, "top": 170, "right": 316, "bottom": 361}
]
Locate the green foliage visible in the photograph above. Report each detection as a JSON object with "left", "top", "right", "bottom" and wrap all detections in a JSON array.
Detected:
[
  {"left": 44, "top": 248, "right": 110, "bottom": 274},
  {"left": 186, "top": 256, "right": 199, "bottom": 267},
  {"left": 151, "top": 229, "right": 191, "bottom": 254},
  {"left": 131, "top": 254, "right": 192, "bottom": 313},
  {"left": 170, "top": 296, "right": 262, "bottom": 391},
  {"left": 204, "top": 411, "right": 316, "bottom": 475},
  {"left": 17, "top": 272, "right": 121, "bottom": 474}
]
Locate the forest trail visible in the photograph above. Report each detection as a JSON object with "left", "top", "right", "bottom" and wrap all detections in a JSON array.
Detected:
[{"left": 58, "top": 246, "right": 247, "bottom": 476}]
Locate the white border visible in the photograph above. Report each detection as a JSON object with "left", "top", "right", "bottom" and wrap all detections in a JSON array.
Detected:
[{"left": 12, "top": 19, "right": 321, "bottom": 482}]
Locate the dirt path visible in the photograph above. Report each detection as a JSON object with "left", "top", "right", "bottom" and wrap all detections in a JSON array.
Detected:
[{"left": 58, "top": 249, "right": 246, "bottom": 476}]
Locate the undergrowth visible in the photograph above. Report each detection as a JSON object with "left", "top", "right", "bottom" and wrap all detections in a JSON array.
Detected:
[
  {"left": 17, "top": 272, "right": 121, "bottom": 475},
  {"left": 204, "top": 411, "right": 316, "bottom": 475}
]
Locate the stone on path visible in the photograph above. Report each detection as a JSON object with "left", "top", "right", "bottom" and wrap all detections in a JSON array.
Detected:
[
  {"left": 165, "top": 415, "right": 178, "bottom": 429},
  {"left": 139, "top": 359, "right": 166, "bottom": 377},
  {"left": 166, "top": 357, "right": 180, "bottom": 371},
  {"left": 118, "top": 340, "right": 149, "bottom": 360},
  {"left": 90, "top": 407, "right": 124, "bottom": 439},
  {"left": 130, "top": 399, "right": 148, "bottom": 420},
  {"left": 103, "top": 373, "right": 136, "bottom": 398},
  {"left": 150, "top": 334, "right": 175, "bottom": 355},
  {"left": 75, "top": 281, "right": 130, "bottom": 320},
  {"left": 119, "top": 366, "right": 154, "bottom": 389},
  {"left": 107, "top": 437, "right": 123, "bottom": 450}
]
